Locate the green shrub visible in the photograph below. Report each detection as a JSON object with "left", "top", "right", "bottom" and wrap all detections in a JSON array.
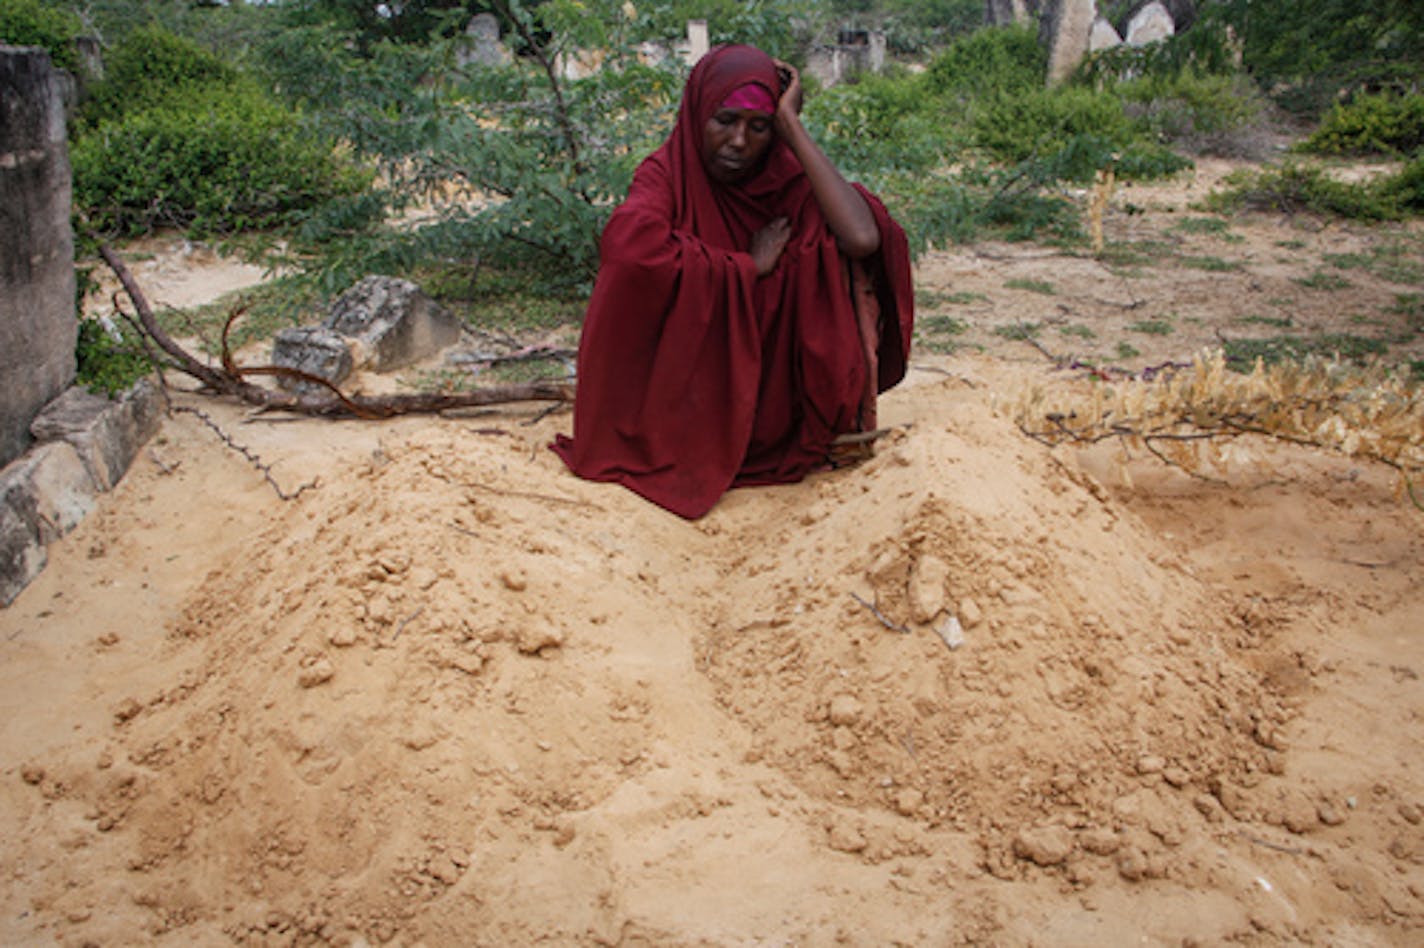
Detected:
[
  {"left": 0, "top": 0, "right": 81, "bottom": 72},
  {"left": 1206, "top": 163, "right": 1402, "bottom": 221},
  {"left": 1118, "top": 72, "right": 1263, "bottom": 142},
  {"left": 73, "top": 84, "right": 370, "bottom": 236},
  {"left": 925, "top": 24, "right": 1044, "bottom": 101},
  {"left": 807, "top": 69, "right": 956, "bottom": 175},
  {"left": 971, "top": 85, "right": 1122, "bottom": 162},
  {"left": 1375, "top": 153, "right": 1424, "bottom": 215},
  {"left": 80, "top": 25, "right": 238, "bottom": 128},
  {"left": 75, "top": 318, "right": 152, "bottom": 397},
  {"left": 1301, "top": 93, "right": 1424, "bottom": 157}
]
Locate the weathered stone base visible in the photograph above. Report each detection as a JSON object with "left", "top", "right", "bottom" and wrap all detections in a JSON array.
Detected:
[{"left": 0, "top": 380, "right": 163, "bottom": 606}]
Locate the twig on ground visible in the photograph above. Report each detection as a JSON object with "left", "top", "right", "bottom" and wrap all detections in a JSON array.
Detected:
[
  {"left": 850, "top": 592, "right": 910, "bottom": 634},
  {"left": 147, "top": 449, "right": 178, "bottom": 475},
  {"left": 174, "top": 405, "right": 318, "bottom": 501}
]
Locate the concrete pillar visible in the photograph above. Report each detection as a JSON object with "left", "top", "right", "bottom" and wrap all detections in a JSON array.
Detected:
[
  {"left": 869, "top": 30, "right": 886, "bottom": 73},
  {"left": 0, "top": 47, "right": 77, "bottom": 469},
  {"left": 687, "top": 19, "right": 709, "bottom": 65},
  {"left": 1040, "top": 0, "right": 1097, "bottom": 85}
]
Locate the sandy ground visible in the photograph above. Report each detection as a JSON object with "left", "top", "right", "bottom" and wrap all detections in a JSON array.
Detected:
[{"left": 2, "top": 161, "right": 1423, "bottom": 945}]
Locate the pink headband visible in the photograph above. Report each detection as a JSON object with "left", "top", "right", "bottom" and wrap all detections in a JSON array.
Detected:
[{"left": 722, "top": 82, "right": 775, "bottom": 113}]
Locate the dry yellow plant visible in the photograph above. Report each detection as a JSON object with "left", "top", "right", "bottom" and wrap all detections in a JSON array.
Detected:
[{"left": 1011, "top": 350, "right": 1424, "bottom": 507}]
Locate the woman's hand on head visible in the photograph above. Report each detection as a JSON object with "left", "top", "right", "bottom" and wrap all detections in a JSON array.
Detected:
[
  {"left": 750, "top": 216, "right": 792, "bottom": 277},
  {"left": 773, "top": 60, "right": 803, "bottom": 135}
]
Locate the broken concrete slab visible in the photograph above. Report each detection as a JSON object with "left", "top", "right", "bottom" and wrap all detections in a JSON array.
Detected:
[
  {"left": 325, "top": 276, "right": 462, "bottom": 373},
  {"left": 0, "top": 498, "right": 46, "bottom": 607},
  {"left": 0, "top": 440, "right": 97, "bottom": 544},
  {"left": 30, "top": 379, "right": 163, "bottom": 491},
  {"left": 271, "top": 326, "right": 354, "bottom": 393}
]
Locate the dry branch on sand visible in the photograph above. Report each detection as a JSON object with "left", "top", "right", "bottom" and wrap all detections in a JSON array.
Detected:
[
  {"left": 99, "top": 244, "right": 572, "bottom": 420},
  {"left": 1012, "top": 349, "right": 1424, "bottom": 509}
]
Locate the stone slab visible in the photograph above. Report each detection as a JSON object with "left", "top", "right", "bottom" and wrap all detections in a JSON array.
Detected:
[
  {"left": 271, "top": 326, "right": 354, "bottom": 393},
  {"left": 31, "top": 379, "right": 163, "bottom": 491},
  {"left": 0, "top": 498, "right": 45, "bottom": 607},
  {"left": 0, "top": 440, "right": 97, "bottom": 544},
  {"left": 325, "top": 276, "right": 462, "bottom": 372}
]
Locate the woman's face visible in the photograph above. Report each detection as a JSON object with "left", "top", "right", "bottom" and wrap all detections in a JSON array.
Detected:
[{"left": 701, "top": 107, "right": 774, "bottom": 185}]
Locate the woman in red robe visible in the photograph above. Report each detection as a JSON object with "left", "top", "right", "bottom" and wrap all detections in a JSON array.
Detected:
[{"left": 552, "top": 44, "right": 914, "bottom": 519}]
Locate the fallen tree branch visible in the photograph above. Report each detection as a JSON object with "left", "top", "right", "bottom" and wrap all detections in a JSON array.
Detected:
[
  {"left": 98, "top": 243, "right": 572, "bottom": 419},
  {"left": 850, "top": 592, "right": 910, "bottom": 634}
]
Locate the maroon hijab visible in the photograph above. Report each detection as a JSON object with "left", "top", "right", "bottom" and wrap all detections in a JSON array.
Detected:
[{"left": 552, "top": 45, "right": 913, "bottom": 518}]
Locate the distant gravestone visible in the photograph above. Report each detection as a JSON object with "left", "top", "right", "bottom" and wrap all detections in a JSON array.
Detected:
[
  {"left": 456, "top": 13, "right": 510, "bottom": 69},
  {"left": 1126, "top": 1, "right": 1176, "bottom": 46},
  {"left": 1090, "top": 17, "right": 1123, "bottom": 52},
  {"left": 687, "top": 19, "right": 709, "bottom": 64},
  {"left": 0, "top": 47, "right": 77, "bottom": 469},
  {"left": 325, "top": 276, "right": 463, "bottom": 372},
  {"left": 1041, "top": 0, "right": 1097, "bottom": 86}
]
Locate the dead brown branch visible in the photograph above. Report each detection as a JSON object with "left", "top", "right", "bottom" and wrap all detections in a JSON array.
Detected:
[{"left": 98, "top": 244, "right": 573, "bottom": 420}]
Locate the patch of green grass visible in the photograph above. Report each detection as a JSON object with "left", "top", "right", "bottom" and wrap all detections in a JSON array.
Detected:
[
  {"left": 420, "top": 262, "right": 585, "bottom": 332},
  {"left": 1098, "top": 240, "right": 1170, "bottom": 269},
  {"left": 1178, "top": 254, "right": 1242, "bottom": 272},
  {"left": 1294, "top": 271, "right": 1353, "bottom": 291},
  {"left": 1388, "top": 293, "right": 1423, "bottom": 333},
  {"left": 1170, "top": 216, "right": 1233, "bottom": 236},
  {"left": 1128, "top": 318, "right": 1175, "bottom": 335},
  {"left": 993, "top": 321, "right": 1042, "bottom": 340},
  {"left": 922, "top": 314, "right": 970, "bottom": 335},
  {"left": 1004, "top": 278, "right": 1056, "bottom": 295},
  {"left": 1366, "top": 242, "right": 1424, "bottom": 285},
  {"left": 1239, "top": 314, "right": 1294, "bottom": 328},
  {"left": 1275, "top": 239, "right": 1307, "bottom": 250},
  {"left": 180, "top": 274, "right": 325, "bottom": 355},
  {"left": 1115, "top": 341, "right": 1141, "bottom": 360},
  {"left": 1059, "top": 324, "right": 1096, "bottom": 339},
  {"left": 1324, "top": 252, "right": 1371, "bottom": 271},
  {"left": 1410, "top": 360, "right": 1424, "bottom": 382},
  {"left": 1222, "top": 333, "right": 1390, "bottom": 370},
  {"left": 919, "top": 289, "right": 988, "bottom": 307}
]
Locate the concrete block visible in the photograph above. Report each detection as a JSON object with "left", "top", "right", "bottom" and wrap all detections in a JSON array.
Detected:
[
  {"left": 31, "top": 379, "right": 163, "bottom": 491},
  {"left": 0, "top": 441, "right": 97, "bottom": 544},
  {"left": 0, "top": 498, "right": 45, "bottom": 607},
  {"left": 325, "top": 276, "right": 462, "bottom": 372},
  {"left": 271, "top": 327, "right": 354, "bottom": 393}
]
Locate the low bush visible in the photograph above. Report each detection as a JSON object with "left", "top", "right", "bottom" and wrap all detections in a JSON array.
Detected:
[
  {"left": 807, "top": 69, "right": 957, "bottom": 175},
  {"left": 1206, "top": 161, "right": 1424, "bottom": 221},
  {"left": 75, "top": 318, "right": 152, "bottom": 397},
  {"left": 924, "top": 23, "right": 1043, "bottom": 102},
  {"left": 1301, "top": 93, "right": 1424, "bottom": 157},
  {"left": 79, "top": 25, "right": 238, "bottom": 128},
  {"left": 74, "top": 84, "right": 369, "bottom": 236}
]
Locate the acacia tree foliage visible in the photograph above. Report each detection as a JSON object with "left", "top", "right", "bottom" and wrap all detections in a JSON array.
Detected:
[
  {"left": 1201, "top": 0, "right": 1424, "bottom": 115},
  {"left": 264, "top": 0, "right": 689, "bottom": 291}
]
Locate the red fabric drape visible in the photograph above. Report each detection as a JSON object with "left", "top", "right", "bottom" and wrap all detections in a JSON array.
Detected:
[{"left": 552, "top": 45, "right": 914, "bottom": 519}]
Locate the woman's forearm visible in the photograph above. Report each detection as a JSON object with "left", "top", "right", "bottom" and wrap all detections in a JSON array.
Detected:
[{"left": 776, "top": 113, "right": 880, "bottom": 259}]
